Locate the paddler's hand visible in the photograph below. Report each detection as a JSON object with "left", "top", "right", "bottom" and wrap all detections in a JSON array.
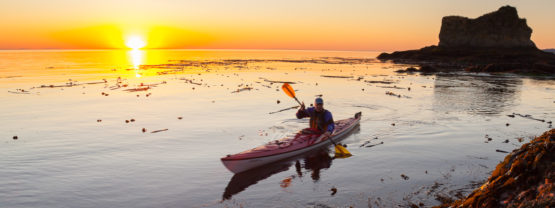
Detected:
[{"left": 299, "top": 102, "right": 305, "bottom": 111}]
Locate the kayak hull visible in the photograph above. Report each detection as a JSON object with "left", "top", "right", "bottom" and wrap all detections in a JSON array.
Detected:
[{"left": 221, "top": 112, "right": 361, "bottom": 173}]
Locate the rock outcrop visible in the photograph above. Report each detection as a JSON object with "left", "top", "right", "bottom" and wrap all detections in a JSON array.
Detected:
[
  {"left": 377, "top": 6, "right": 555, "bottom": 75},
  {"left": 436, "top": 129, "right": 554, "bottom": 208},
  {"left": 439, "top": 6, "right": 536, "bottom": 49}
]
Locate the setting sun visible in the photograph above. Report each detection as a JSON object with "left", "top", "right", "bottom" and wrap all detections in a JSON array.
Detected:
[{"left": 125, "top": 36, "right": 146, "bottom": 49}]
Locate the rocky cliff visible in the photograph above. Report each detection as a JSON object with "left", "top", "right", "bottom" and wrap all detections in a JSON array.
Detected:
[
  {"left": 439, "top": 6, "right": 536, "bottom": 49},
  {"left": 377, "top": 6, "right": 555, "bottom": 75}
]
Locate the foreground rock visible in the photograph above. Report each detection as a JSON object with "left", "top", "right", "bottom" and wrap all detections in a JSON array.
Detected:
[
  {"left": 436, "top": 129, "right": 554, "bottom": 208},
  {"left": 378, "top": 6, "right": 555, "bottom": 75}
]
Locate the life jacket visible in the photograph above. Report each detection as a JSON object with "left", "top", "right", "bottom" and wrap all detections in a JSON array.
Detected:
[{"left": 309, "top": 110, "right": 332, "bottom": 133}]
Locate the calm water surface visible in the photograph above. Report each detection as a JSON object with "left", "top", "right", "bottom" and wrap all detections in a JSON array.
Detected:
[{"left": 0, "top": 50, "right": 553, "bottom": 207}]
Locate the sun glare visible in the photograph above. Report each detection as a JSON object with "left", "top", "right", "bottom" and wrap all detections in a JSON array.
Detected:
[{"left": 126, "top": 36, "right": 146, "bottom": 49}]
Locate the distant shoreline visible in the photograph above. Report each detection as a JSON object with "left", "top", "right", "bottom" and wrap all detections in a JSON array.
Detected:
[{"left": 0, "top": 48, "right": 385, "bottom": 53}]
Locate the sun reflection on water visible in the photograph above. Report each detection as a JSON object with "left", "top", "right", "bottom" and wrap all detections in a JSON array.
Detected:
[{"left": 128, "top": 49, "right": 144, "bottom": 77}]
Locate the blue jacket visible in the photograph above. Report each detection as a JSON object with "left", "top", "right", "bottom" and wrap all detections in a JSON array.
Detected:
[{"left": 296, "top": 107, "right": 335, "bottom": 133}]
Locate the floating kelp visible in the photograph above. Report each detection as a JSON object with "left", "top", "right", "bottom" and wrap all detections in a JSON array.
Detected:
[
  {"left": 385, "top": 91, "right": 411, "bottom": 98},
  {"left": 378, "top": 85, "right": 406, "bottom": 89},
  {"left": 124, "top": 87, "right": 150, "bottom": 92},
  {"left": 365, "top": 80, "right": 398, "bottom": 84},
  {"left": 180, "top": 78, "right": 202, "bottom": 85},
  {"left": 258, "top": 77, "right": 296, "bottom": 84},
  {"left": 151, "top": 129, "right": 168, "bottom": 133},
  {"left": 495, "top": 149, "right": 509, "bottom": 153},
  {"left": 320, "top": 75, "right": 354, "bottom": 79},
  {"left": 139, "top": 57, "right": 378, "bottom": 73},
  {"left": 365, "top": 141, "right": 384, "bottom": 148},
  {"left": 269, "top": 106, "right": 299, "bottom": 114},
  {"left": 509, "top": 113, "right": 548, "bottom": 123},
  {"left": 37, "top": 80, "right": 107, "bottom": 89},
  {"left": 232, "top": 87, "right": 253, "bottom": 93},
  {"left": 0, "top": 75, "right": 23, "bottom": 79},
  {"left": 8, "top": 89, "right": 31, "bottom": 94}
]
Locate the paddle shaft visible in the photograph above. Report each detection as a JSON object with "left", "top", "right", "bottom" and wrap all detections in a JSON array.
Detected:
[
  {"left": 292, "top": 96, "right": 302, "bottom": 106},
  {"left": 321, "top": 132, "right": 337, "bottom": 145}
]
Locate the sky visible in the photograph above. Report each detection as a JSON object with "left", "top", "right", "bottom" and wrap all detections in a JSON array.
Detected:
[{"left": 1, "top": 0, "right": 554, "bottom": 51}]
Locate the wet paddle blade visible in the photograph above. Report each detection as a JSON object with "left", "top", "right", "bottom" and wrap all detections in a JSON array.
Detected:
[
  {"left": 282, "top": 83, "right": 296, "bottom": 98},
  {"left": 334, "top": 152, "right": 352, "bottom": 159},
  {"left": 334, "top": 144, "right": 352, "bottom": 157}
]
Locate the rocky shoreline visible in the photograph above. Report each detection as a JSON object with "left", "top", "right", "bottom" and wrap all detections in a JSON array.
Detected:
[
  {"left": 380, "top": 46, "right": 555, "bottom": 75},
  {"left": 378, "top": 6, "right": 555, "bottom": 75},
  {"left": 435, "top": 129, "right": 554, "bottom": 208}
]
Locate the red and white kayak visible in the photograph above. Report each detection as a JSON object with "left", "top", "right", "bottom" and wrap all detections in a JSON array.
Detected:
[{"left": 221, "top": 112, "right": 361, "bottom": 173}]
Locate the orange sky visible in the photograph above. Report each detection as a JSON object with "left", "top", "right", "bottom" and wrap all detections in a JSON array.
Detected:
[{"left": 1, "top": 0, "right": 554, "bottom": 51}]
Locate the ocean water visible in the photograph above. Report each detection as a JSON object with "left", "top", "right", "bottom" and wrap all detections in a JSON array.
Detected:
[{"left": 0, "top": 49, "right": 553, "bottom": 207}]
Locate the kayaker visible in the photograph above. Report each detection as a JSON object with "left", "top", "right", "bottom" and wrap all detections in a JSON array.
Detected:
[{"left": 296, "top": 97, "right": 334, "bottom": 138}]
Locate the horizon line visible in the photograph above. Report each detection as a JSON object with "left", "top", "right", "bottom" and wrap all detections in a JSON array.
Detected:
[
  {"left": 2, "top": 47, "right": 553, "bottom": 52},
  {"left": 0, "top": 48, "right": 391, "bottom": 53}
]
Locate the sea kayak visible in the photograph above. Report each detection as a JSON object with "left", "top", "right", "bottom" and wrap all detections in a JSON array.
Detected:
[{"left": 221, "top": 112, "right": 361, "bottom": 173}]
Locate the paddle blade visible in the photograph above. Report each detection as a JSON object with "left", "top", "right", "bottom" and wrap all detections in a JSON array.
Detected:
[
  {"left": 334, "top": 145, "right": 352, "bottom": 157},
  {"left": 281, "top": 83, "right": 296, "bottom": 98}
]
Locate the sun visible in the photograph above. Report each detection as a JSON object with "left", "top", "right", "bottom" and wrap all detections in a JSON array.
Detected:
[{"left": 125, "top": 36, "right": 146, "bottom": 49}]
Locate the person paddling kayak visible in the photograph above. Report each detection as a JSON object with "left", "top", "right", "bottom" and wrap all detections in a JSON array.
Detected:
[
  {"left": 221, "top": 86, "right": 356, "bottom": 173},
  {"left": 296, "top": 97, "right": 334, "bottom": 139}
]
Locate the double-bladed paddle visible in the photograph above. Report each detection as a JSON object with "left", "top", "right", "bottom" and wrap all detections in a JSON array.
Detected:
[{"left": 281, "top": 83, "right": 351, "bottom": 157}]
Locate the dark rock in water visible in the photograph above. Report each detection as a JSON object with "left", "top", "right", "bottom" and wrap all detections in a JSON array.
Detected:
[
  {"left": 419, "top": 65, "right": 438, "bottom": 73},
  {"left": 439, "top": 6, "right": 535, "bottom": 49},
  {"left": 377, "top": 6, "right": 555, "bottom": 75},
  {"left": 13, "top": 136, "right": 18, "bottom": 140},
  {"left": 396, "top": 66, "right": 436, "bottom": 74},
  {"left": 330, "top": 187, "right": 337, "bottom": 196},
  {"left": 464, "top": 62, "right": 555, "bottom": 74},
  {"left": 543, "top": 49, "right": 555, "bottom": 54}
]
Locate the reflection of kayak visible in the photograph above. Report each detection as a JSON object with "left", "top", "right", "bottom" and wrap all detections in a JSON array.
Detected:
[
  {"left": 222, "top": 148, "right": 332, "bottom": 200},
  {"left": 221, "top": 112, "right": 361, "bottom": 173},
  {"left": 222, "top": 155, "right": 294, "bottom": 200}
]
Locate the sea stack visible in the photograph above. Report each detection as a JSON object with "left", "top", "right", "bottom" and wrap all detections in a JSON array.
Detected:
[
  {"left": 439, "top": 6, "right": 536, "bottom": 49},
  {"left": 377, "top": 5, "right": 555, "bottom": 75}
]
